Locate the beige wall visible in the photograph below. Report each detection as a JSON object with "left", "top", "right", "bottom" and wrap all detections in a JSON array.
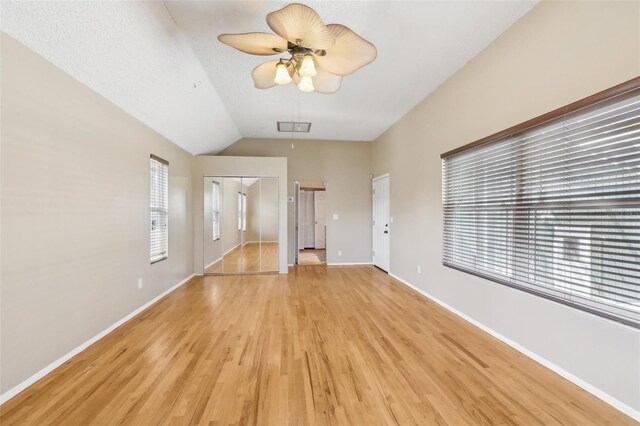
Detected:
[
  {"left": 192, "top": 156, "right": 288, "bottom": 273},
  {"left": 220, "top": 139, "right": 372, "bottom": 265},
  {"left": 371, "top": 1, "right": 640, "bottom": 413},
  {"left": 1, "top": 34, "right": 194, "bottom": 393}
]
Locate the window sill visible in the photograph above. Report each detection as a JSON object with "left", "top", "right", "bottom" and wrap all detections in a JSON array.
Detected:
[{"left": 151, "top": 256, "right": 168, "bottom": 265}]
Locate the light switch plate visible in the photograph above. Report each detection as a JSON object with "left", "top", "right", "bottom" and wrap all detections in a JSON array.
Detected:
[{"left": 333, "top": 214, "right": 339, "bottom": 220}]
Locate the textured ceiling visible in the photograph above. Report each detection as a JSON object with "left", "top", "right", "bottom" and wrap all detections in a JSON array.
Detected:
[
  {"left": 166, "top": 1, "right": 537, "bottom": 143},
  {"left": 0, "top": 1, "right": 241, "bottom": 155},
  {"left": 1, "top": 1, "right": 537, "bottom": 153}
]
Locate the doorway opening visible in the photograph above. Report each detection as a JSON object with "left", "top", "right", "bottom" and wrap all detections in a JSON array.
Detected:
[{"left": 295, "top": 181, "right": 326, "bottom": 265}]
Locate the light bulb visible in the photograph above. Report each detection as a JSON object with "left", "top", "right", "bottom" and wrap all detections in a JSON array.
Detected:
[
  {"left": 298, "top": 76, "right": 314, "bottom": 92},
  {"left": 299, "top": 54, "right": 317, "bottom": 77},
  {"left": 274, "top": 61, "right": 291, "bottom": 85}
]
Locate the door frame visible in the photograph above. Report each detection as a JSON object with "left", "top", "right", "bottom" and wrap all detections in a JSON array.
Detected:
[
  {"left": 295, "top": 181, "right": 327, "bottom": 265},
  {"left": 294, "top": 181, "right": 300, "bottom": 265},
  {"left": 372, "top": 173, "right": 390, "bottom": 272}
]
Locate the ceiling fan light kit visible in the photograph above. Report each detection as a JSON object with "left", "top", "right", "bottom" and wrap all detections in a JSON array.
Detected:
[{"left": 218, "top": 3, "right": 377, "bottom": 94}]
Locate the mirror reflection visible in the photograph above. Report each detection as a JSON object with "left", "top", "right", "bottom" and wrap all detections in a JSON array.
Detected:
[{"left": 203, "top": 176, "right": 279, "bottom": 274}]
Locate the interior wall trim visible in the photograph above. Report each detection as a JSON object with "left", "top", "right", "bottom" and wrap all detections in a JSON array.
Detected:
[
  {"left": 0, "top": 273, "right": 196, "bottom": 405},
  {"left": 388, "top": 272, "right": 640, "bottom": 422},
  {"left": 326, "top": 262, "right": 373, "bottom": 266}
]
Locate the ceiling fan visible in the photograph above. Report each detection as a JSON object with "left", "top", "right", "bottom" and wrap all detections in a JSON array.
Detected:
[{"left": 218, "top": 3, "right": 377, "bottom": 94}]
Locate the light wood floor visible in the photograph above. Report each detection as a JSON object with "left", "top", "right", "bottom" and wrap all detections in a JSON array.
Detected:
[
  {"left": 1, "top": 266, "right": 634, "bottom": 425},
  {"left": 205, "top": 242, "right": 278, "bottom": 274},
  {"left": 298, "top": 249, "right": 326, "bottom": 265}
]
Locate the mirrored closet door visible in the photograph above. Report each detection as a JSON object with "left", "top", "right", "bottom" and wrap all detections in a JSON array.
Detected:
[{"left": 203, "top": 176, "right": 279, "bottom": 275}]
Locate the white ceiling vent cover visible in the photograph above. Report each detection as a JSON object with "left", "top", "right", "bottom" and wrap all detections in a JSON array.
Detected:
[{"left": 277, "top": 122, "right": 312, "bottom": 133}]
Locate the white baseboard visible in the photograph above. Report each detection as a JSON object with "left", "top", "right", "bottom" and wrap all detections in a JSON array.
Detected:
[
  {"left": 388, "top": 272, "right": 640, "bottom": 422},
  {"left": 0, "top": 273, "right": 196, "bottom": 405},
  {"left": 225, "top": 243, "right": 240, "bottom": 255},
  {"left": 205, "top": 257, "right": 222, "bottom": 270},
  {"left": 327, "top": 262, "right": 373, "bottom": 266}
]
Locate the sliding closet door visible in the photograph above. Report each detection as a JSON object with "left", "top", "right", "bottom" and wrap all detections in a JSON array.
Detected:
[
  {"left": 222, "top": 178, "right": 243, "bottom": 273},
  {"left": 203, "top": 176, "right": 279, "bottom": 275},
  {"left": 243, "top": 177, "right": 260, "bottom": 272},
  {"left": 203, "top": 177, "right": 224, "bottom": 274},
  {"left": 260, "top": 178, "right": 279, "bottom": 272}
]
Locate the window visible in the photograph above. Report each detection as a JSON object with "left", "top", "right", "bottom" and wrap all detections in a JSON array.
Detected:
[
  {"left": 238, "top": 192, "right": 247, "bottom": 232},
  {"left": 212, "top": 181, "right": 221, "bottom": 241},
  {"left": 442, "top": 80, "right": 640, "bottom": 327},
  {"left": 150, "top": 155, "right": 168, "bottom": 263}
]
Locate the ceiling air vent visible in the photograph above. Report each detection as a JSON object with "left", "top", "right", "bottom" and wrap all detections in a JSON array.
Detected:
[{"left": 277, "top": 121, "right": 311, "bottom": 133}]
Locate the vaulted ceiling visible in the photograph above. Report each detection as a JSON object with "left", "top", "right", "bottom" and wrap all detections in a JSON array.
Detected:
[{"left": 1, "top": 1, "right": 537, "bottom": 154}]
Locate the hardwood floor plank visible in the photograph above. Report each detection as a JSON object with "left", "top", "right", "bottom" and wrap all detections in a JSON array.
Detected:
[{"left": 0, "top": 266, "right": 635, "bottom": 425}]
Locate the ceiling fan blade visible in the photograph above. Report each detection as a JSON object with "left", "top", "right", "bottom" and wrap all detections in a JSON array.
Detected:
[
  {"left": 293, "top": 64, "right": 342, "bottom": 94},
  {"left": 218, "top": 32, "right": 288, "bottom": 55},
  {"left": 266, "top": 3, "right": 335, "bottom": 50},
  {"left": 312, "top": 66, "right": 342, "bottom": 94},
  {"left": 251, "top": 60, "right": 294, "bottom": 89},
  {"left": 316, "top": 24, "right": 377, "bottom": 76}
]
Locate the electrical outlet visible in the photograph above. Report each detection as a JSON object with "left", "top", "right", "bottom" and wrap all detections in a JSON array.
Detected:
[
  {"left": 138, "top": 278, "right": 143, "bottom": 289},
  {"left": 417, "top": 265, "right": 422, "bottom": 274},
  {"left": 333, "top": 214, "right": 339, "bottom": 220},
  {"left": 338, "top": 250, "right": 342, "bottom": 256}
]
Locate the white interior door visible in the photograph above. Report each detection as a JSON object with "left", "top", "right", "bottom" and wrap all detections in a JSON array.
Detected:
[
  {"left": 314, "top": 190, "right": 326, "bottom": 249},
  {"left": 300, "top": 190, "right": 315, "bottom": 248},
  {"left": 373, "top": 175, "right": 390, "bottom": 272}
]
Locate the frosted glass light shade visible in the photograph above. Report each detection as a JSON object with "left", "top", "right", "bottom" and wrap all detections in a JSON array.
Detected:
[
  {"left": 299, "top": 54, "right": 317, "bottom": 77},
  {"left": 298, "top": 76, "right": 314, "bottom": 92},
  {"left": 274, "top": 62, "right": 292, "bottom": 84}
]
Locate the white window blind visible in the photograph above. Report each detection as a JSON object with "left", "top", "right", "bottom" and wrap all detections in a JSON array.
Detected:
[
  {"left": 212, "top": 181, "right": 221, "bottom": 241},
  {"left": 150, "top": 155, "right": 168, "bottom": 263},
  {"left": 442, "top": 85, "right": 640, "bottom": 327}
]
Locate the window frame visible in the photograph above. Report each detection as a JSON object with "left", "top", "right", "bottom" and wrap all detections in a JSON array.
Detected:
[
  {"left": 441, "top": 77, "right": 640, "bottom": 328},
  {"left": 238, "top": 192, "right": 247, "bottom": 232},
  {"left": 212, "top": 181, "right": 221, "bottom": 241},
  {"left": 150, "top": 155, "right": 169, "bottom": 264}
]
